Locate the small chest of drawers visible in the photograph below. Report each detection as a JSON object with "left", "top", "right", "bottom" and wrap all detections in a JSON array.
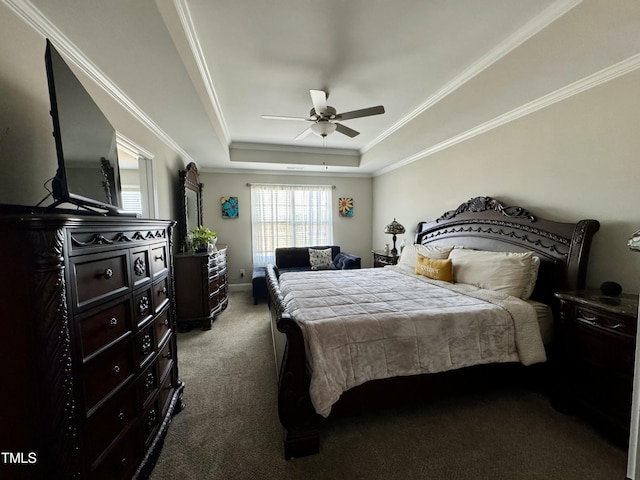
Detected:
[
  {"left": 174, "top": 246, "right": 228, "bottom": 331},
  {"left": 554, "top": 289, "right": 639, "bottom": 445},
  {"left": 1, "top": 213, "right": 184, "bottom": 480}
]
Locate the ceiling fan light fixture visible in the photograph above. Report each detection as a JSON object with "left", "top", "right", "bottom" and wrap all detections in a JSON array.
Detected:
[{"left": 310, "top": 121, "right": 337, "bottom": 137}]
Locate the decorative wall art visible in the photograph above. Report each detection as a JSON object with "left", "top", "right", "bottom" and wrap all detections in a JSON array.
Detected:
[
  {"left": 221, "top": 196, "right": 238, "bottom": 218},
  {"left": 339, "top": 197, "right": 353, "bottom": 217}
]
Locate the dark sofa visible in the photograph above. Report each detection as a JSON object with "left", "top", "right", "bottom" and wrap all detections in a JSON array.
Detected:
[
  {"left": 252, "top": 246, "right": 361, "bottom": 304},
  {"left": 275, "top": 245, "right": 361, "bottom": 272}
]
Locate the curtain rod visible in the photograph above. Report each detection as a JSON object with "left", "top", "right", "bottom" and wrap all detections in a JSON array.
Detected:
[{"left": 246, "top": 183, "right": 336, "bottom": 189}]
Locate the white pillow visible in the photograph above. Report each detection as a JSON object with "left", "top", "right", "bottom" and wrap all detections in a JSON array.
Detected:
[
  {"left": 398, "top": 244, "right": 453, "bottom": 268},
  {"left": 448, "top": 249, "right": 538, "bottom": 299},
  {"left": 520, "top": 255, "right": 540, "bottom": 300},
  {"left": 309, "top": 248, "right": 333, "bottom": 268}
]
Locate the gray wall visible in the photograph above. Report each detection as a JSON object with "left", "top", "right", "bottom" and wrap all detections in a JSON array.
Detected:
[
  {"left": 199, "top": 171, "right": 373, "bottom": 286},
  {"left": 372, "top": 69, "right": 640, "bottom": 293}
]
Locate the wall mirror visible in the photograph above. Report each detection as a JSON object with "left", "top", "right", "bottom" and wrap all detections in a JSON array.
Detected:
[{"left": 178, "top": 162, "right": 203, "bottom": 252}]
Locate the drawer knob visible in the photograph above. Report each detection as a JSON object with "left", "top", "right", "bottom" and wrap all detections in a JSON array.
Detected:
[
  {"left": 138, "top": 296, "right": 150, "bottom": 316},
  {"left": 145, "top": 372, "right": 155, "bottom": 394},
  {"left": 117, "top": 412, "right": 125, "bottom": 421},
  {"left": 141, "top": 335, "right": 152, "bottom": 355},
  {"left": 147, "top": 409, "right": 157, "bottom": 430},
  {"left": 158, "top": 286, "right": 167, "bottom": 296},
  {"left": 164, "top": 350, "right": 172, "bottom": 360},
  {"left": 155, "top": 255, "right": 164, "bottom": 262},
  {"left": 102, "top": 268, "right": 114, "bottom": 279},
  {"left": 109, "top": 317, "right": 118, "bottom": 327},
  {"left": 163, "top": 318, "right": 170, "bottom": 327},
  {"left": 112, "top": 365, "right": 121, "bottom": 374}
]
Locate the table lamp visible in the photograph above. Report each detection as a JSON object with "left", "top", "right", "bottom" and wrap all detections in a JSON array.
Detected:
[{"left": 384, "top": 218, "right": 405, "bottom": 255}]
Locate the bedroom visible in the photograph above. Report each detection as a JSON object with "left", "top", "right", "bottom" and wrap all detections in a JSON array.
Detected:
[{"left": 0, "top": 0, "right": 639, "bottom": 478}]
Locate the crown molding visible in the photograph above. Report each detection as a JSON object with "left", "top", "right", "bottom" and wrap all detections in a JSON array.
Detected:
[
  {"left": 2, "top": 0, "right": 196, "bottom": 165},
  {"left": 362, "top": 0, "right": 583, "bottom": 154},
  {"left": 116, "top": 133, "right": 155, "bottom": 160},
  {"left": 230, "top": 141, "right": 359, "bottom": 157},
  {"left": 173, "top": 0, "right": 231, "bottom": 144},
  {"left": 199, "top": 166, "right": 372, "bottom": 178},
  {"left": 373, "top": 52, "right": 640, "bottom": 177}
]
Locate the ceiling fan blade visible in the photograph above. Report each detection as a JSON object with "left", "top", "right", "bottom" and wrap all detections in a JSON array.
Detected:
[
  {"left": 294, "top": 126, "right": 314, "bottom": 140},
  {"left": 335, "top": 123, "right": 359, "bottom": 138},
  {"left": 335, "top": 105, "right": 385, "bottom": 121},
  {"left": 262, "top": 115, "right": 312, "bottom": 122},
  {"left": 310, "top": 90, "right": 328, "bottom": 115}
]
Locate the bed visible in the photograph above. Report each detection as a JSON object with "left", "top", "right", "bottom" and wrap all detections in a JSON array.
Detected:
[{"left": 266, "top": 196, "right": 599, "bottom": 459}]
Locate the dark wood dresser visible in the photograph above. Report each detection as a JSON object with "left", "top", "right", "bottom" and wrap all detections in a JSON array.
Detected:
[
  {"left": 555, "top": 289, "right": 639, "bottom": 445},
  {"left": 174, "top": 246, "right": 228, "bottom": 331},
  {"left": 0, "top": 212, "right": 184, "bottom": 480}
]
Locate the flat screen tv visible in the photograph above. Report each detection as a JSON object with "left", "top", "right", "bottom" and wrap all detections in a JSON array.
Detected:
[{"left": 44, "top": 39, "right": 123, "bottom": 214}]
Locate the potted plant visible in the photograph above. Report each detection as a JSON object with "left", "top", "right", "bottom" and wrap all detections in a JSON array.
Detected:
[{"left": 190, "top": 225, "right": 217, "bottom": 253}]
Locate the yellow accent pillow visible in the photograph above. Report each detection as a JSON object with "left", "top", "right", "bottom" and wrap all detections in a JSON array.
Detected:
[{"left": 415, "top": 254, "right": 453, "bottom": 282}]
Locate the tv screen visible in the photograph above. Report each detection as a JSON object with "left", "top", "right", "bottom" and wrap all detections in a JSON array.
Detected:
[{"left": 45, "top": 39, "right": 122, "bottom": 213}]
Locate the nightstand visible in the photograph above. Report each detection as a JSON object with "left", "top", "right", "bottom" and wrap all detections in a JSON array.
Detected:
[
  {"left": 372, "top": 250, "right": 398, "bottom": 268},
  {"left": 554, "top": 289, "right": 639, "bottom": 445}
]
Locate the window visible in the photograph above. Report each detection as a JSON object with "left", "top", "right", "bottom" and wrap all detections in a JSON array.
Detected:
[
  {"left": 251, "top": 184, "right": 333, "bottom": 266},
  {"left": 120, "top": 187, "right": 143, "bottom": 216}
]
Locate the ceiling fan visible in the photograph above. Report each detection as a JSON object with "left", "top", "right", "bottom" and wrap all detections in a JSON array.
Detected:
[{"left": 262, "top": 89, "right": 385, "bottom": 140}]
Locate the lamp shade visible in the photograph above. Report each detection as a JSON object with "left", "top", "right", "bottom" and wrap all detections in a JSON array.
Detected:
[
  {"left": 310, "top": 121, "right": 337, "bottom": 137},
  {"left": 384, "top": 218, "right": 405, "bottom": 235}
]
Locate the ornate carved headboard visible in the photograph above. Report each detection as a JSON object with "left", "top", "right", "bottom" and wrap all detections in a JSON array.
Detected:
[{"left": 415, "top": 196, "right": 600, "bottom": 309}]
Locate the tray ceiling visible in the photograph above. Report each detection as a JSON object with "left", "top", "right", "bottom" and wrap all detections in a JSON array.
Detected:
[{"left": 15, "top": 0, "right": 640, "bottom": 174}]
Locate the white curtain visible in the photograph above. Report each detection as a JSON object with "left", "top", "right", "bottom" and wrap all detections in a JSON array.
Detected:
[{"left": 251, "top": 184, "right": 333, "bottom": 266}]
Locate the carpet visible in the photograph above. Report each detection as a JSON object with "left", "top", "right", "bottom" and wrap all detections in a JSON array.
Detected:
[{"left": 150, "top": 291, "right": 627, "bottom": 480}]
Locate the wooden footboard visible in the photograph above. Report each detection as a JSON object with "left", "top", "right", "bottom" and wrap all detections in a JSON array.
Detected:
[{"left": 266, "top": 265, "right": 319, "bottom": 459}]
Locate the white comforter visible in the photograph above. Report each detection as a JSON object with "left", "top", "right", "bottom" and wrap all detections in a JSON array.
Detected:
[{"left": 279, "top": 265, "right": 546, "bottom": 417}]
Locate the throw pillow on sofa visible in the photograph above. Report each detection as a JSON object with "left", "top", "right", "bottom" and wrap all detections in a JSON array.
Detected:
[{"left": 309, "top": 248, "right": 334, "bottom": 270}]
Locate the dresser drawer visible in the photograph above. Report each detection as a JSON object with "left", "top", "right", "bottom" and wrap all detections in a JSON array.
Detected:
[
  {"left": 135, "top": 322, "right": 156, "bottom": 369},
  {"left": 71, "top": 251, "right": 129, "bottom": 311},
  {"left": 131, "top": 247, "right": 151, "bottom": 288},
  {"left": 566, "top": 320, "right": 635, "bottom": 373},
  {"left": 91, "top": 425, "right": 140, "bottom": 480},
  {"left": 153, "top": 277, "right": 170, "bottom": 313},
  {"left": 157, "top": 337, "right": 174, "bottom": 383},
  {"left": 137, "top": 361, "right": 159, "bottom": 409},
  {"left": 575, "top": 305, "right": 636, "bottom": 337},
  {"left": 84, "top": 340, "right": 134, "bottom": 411},
  {"left": 154, "top": 308, "right": 172, "bottom": 347},
  {"left": 133, "top": 286, "right": 153, "bottom": 328},
  {"left": 209, "top": 273, "right": 220, "bottom": 290},
  {"left": 209, "top": 288, "right": 220, "bottom": 311},
  {"left": 150, "top": 243, "right": 168, "bottom": 278},
  {"left": 86, "top": 385, "right": 137, "bottom": 465},
  {"left": 158, "top": 368, "right": 175, "bottom": 418},
  {"left": 141, "top": 398, "right": 161, "bottom": 448},
  {"left": 78, "top": 298, "right": 132, "bottom": 360}
]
